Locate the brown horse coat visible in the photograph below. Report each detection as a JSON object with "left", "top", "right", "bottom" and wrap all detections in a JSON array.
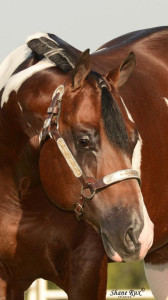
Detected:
[{"left": 0, "top": 27, "right": 167, "bottom": 299}]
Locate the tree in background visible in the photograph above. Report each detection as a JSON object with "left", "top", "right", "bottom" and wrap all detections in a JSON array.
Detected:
[{"left": 107, "top": 261, "right": 149, "bottom": 289}]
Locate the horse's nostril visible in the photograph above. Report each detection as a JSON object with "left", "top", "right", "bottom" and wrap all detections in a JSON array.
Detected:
[
  {"left": 125, "top": 228, "right": 141, "bottom": 253},
  {"left": 128, "top": 228, "right": 138, "bottom": 243},
  {"left": 125, "top": 232, "right": 132, "bottom": 243}
]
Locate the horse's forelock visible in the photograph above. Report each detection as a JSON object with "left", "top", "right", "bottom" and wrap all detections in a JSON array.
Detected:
[
  {"left": 90, "top": 72, "right": 130, "bottom": 153},
  {"left": 101, "top": 86, "right": 130, "bottom": 153}
]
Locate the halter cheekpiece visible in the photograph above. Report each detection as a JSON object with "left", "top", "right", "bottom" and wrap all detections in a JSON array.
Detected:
[{"left": 39, "top": 85, "right": 141, "bottom": 221}]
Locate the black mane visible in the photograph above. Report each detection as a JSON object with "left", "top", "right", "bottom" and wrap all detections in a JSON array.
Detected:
[{"left": 27, "top": 33, "right": 75, "bottom": 72}]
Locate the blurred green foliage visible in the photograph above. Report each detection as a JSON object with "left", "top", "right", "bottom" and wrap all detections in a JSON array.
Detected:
[
  {"left": 107, "top": 261, "right": 149, "bottom": 289},
  {"left": 48, "top": 281, "right": 59, "bottom": 289}
]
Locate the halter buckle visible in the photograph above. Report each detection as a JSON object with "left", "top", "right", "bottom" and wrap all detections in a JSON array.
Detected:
[
  {"left": 43, "top": 117, "right": 51, "bottom": 129},
  {"left": 81, "top": 183, "right": 96, "bottom": 200},
  {"left": 75, "top": 201, "right": 84, "bottom": 221}
]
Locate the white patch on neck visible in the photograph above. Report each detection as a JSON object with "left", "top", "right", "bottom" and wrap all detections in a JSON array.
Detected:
[
  {"left": 1, "top": 59, "right": 55, "bottom": 108},
  {"left": 144, "top": 262, "right": 168, "bottom": 300},
  {"left": 163, "top": 97, "right": 168, "bottom": 107},
  {"left": 120, "top": 97, "right": 134, "bottom": 122},
  {"left": 0, "top": 44, "right": 31, "bottom": 92}
]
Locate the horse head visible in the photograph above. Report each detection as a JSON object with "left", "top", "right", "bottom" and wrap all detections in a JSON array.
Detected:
[
  {"left": 35, "top": 39, "right": 153, "bottom": 263},
  {"left": 0, "top": 33, "right": 154, "bottom": 264}
]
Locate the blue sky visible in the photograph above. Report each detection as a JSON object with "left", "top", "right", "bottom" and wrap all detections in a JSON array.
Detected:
[{"left": 0, "top": 0, "right": 168, "bottom": 61}]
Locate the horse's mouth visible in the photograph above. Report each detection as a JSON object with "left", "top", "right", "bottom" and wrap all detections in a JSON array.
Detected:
[
  {"left": 101, "top": 233, "right": 122, "bottom": 262},
  {"left": 101, "top": 233, "right": 140, "bottom": 263}
]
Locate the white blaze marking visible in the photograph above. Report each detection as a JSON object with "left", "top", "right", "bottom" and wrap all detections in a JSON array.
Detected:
[
  {"left": 120, "top": 96, "right": 134, "bottom": 122},
  {"left": 0, "top": 44, "right": 31, "bottom": 92},
  {"left": 120, "top": 97, "right": 154, "bottom": 258},
  {"left": 120, "top": 97, "right": 142, "bottom": 177},
  {"left": 144, "top": 262, "right": 168, "bottom": 300},
  {"left": 138, "top": 197, "right": 154, "bottom": 259},
  {"left": 1, "top": 59, "right": 55, "bottom": 108},
  {"left": 132, "top": 135, "right": 154, "bottom": 259},
  {"left": 163, "top": 97, "right": 168, "bottom": 107},
  {"left": 132, "top": 134, "right": 143, "bottom": 178}
]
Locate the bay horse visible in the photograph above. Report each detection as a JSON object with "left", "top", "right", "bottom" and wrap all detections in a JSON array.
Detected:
[{"left": 0, "top": 27, "right": 166, "bottom": 300}]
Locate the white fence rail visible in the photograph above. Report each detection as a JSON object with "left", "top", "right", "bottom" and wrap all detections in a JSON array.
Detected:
[{"left": 26, "top": 279, "right": 155, "bottom": 300}]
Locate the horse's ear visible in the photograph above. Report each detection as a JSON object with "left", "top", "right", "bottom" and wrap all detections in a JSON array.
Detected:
[
  {"left": 71, "top": 49, "right": 91, "bottom": 89},
  {"left": 106, "top": 52, "right": 136, "bottom": 88}
]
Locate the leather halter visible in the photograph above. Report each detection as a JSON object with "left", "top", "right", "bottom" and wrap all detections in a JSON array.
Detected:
[{"left": 39, "top": 85, "right": 141, "bottom": 221}]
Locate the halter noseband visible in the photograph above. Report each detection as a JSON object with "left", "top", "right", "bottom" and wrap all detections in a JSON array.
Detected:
[{"left": 39, "top": 85, "right": 141, "bottom": 221}]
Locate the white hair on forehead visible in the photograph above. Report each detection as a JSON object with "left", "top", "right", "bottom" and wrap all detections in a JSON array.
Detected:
[
  {"left": 0, "top": 44, "right": 32, "bottom": 92},
  {"left": 120, "top": 96, "right": 134, "bottom": 122}
]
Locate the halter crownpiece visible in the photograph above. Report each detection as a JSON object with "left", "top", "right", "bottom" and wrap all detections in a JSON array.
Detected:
[
  {"left": 40, "top": 85, "right": 141, "bottom": 221},
  {"left": 39, "top": 85, "right": 64, "bottom": 145}
]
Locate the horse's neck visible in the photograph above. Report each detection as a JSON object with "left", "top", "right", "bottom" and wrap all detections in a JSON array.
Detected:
[
  {"left": 0, "top": 54, "right": 43, "bottom": 209},
  {"left": 0, "top": 58, "right": 63, "bottom": 146},
  {"left": 0, "top": 58, "right": 66, "bottom": 213},
  {"left": 14, "top": 136, "right": 42, "bottom": 204},
  {"left": 0, "top": 132, "right": 43, "bottom": 212},
  {"left": 0, "top": 51, "right": 42, "bottom": 136},
  {"left": 15, "top": 135, "right": 40, "bottom": 185}
]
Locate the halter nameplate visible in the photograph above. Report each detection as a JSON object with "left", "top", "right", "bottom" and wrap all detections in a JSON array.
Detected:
[
  {"left": 102, "top": 169, "right": 140, "bottom": 186},
  {"left": 57, "top": 138, "right": 83, "bottom": 178},
  {"left": 52, "top": 85, "right": 64, "bottom": 100}
]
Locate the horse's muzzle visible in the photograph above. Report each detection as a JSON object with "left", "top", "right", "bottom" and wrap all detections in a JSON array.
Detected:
[
  {"left": 100, "top": 206, "right": 147, "bottom": 263},
  {"left": 101, "top": 227, "right": 142, "bottom": 263}
]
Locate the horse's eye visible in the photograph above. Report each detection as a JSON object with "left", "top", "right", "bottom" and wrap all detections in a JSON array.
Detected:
[{"left": 78, "top": 136, "right": 91, "bottom": 149}]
